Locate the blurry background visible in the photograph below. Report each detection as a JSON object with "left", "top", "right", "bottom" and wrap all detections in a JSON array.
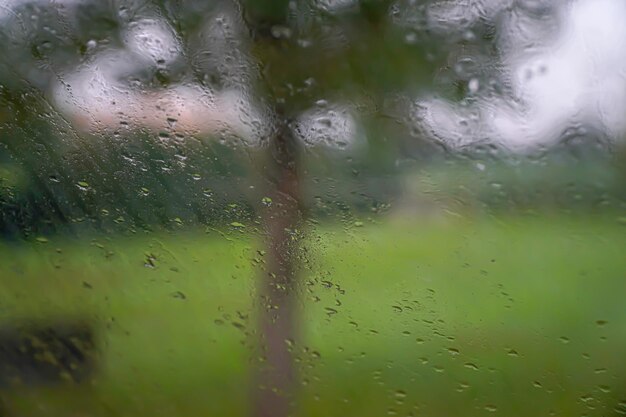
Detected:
[{"left": 0, "top": 0, "right": 625, "bottom": 416}]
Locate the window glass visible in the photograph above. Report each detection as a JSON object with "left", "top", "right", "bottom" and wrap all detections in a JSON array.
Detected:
[{"left": 0, "top": 1, "right": 625, "bottom": 416}]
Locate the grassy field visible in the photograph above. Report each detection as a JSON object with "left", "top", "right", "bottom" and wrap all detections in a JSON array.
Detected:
[{"left": 0, "top": 213, "right": 625, "bottom": 417}]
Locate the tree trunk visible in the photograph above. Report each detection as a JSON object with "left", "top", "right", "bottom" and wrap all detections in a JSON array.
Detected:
[{"left": 252, "top": 122, "right": 302, "bottom": 417}]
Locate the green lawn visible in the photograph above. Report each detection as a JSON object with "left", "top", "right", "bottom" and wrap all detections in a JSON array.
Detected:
[{"left": 1, "top": 214, "right": 625, "bottom": 417}]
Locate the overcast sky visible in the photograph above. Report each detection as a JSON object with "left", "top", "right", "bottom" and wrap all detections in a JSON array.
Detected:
[{"left": 417, "top": 0, "right": 626, "bottom": 151}]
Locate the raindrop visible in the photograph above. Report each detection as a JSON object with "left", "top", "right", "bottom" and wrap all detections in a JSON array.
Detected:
[
  {"left": 393, "top": 390, "right": 406, "bottom": 400},
  {"left": 405, "top": 32, "right": 418, "bottom": 44},
  {"left": 270, "top": 25, "right": 292, "bottom": 39},
  {"left": 468, "top": 78, "right": 479, "bottom": 94},
  {"left": 463, "top": 30, "right": 476, "bottom": 41},
  {"left": 76, "top": 181, "right": 90, "bottom": 190},
  {"left": 454, "top": 58, "right": 477, "bottom": 78},
  {"left": 580, "top": 394, "right": 594, "bottom": 404},
  {"left": 324, "top": 307, "right": 338, "bottom": 316},
  {"left": 166, "top": 117, "right": 177, "bottom": 128},
  {"left": 144, "top": 253, "right": 157, "bottom": 268},
  {"left": 457, "top": 381, "right": 470, "bottom": 392},
  {"left": 172, "top": 291, "right": 187, "bottom": 300}
]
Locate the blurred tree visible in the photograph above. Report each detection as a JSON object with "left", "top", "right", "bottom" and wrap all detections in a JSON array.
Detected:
[
  {"left": 0, "top": 2, "right": 440, "bottom": 416},
  {"left": 238, "top": 1, "right": 440, "bottom": 415}
]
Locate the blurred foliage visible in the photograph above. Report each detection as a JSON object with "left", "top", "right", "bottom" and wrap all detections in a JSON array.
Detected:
[{"left": 0, "top": 0, "right": 624, "bottom": 239}]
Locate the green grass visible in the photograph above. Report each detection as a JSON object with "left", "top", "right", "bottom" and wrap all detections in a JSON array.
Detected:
[{"left": 1, "top": 214, "right": 625, "bottom": 417}]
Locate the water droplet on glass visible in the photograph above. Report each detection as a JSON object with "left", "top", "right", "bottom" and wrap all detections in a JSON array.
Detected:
[
  {"left": 468, "top": 78, "right": 480, "bottom": 94},
  {"left": 172, "top": 291, "right": 187, "bottom": 300},
  {"left": 324, "top": 307, "right": 338, "bottom": 316}
]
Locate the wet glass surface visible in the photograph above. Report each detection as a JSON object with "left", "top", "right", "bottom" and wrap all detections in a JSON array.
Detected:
[{"left": 0, "top": 1, "right": 625, "bottom": 416}]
